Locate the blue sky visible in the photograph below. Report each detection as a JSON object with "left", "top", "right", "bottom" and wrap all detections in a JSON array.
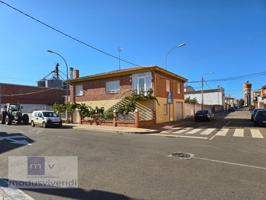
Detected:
[{"left": 0, "top": 0, "right": 265, "bottom": 98}]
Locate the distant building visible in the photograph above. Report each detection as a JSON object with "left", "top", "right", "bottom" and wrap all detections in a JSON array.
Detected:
[
  {"left": 243, "top": 81, "right": 252, "bottom": 107},
  {"left": 184, "top": 87, "right": 225, "bottom": 110},
  {"left": 0, "top": 65, "right": 67, "bottom": 113},
  {"left": 224, "top": 96, "right": 239, "bottom": 109},
  {"left": 253, "top": 85, "right": 266, "bottom": 109},
  {"left": 0, "top": 83, "right": 65, "bottom": 113},
  {"left": 184, "top": 85, "right": 195, "bottom": 92}
]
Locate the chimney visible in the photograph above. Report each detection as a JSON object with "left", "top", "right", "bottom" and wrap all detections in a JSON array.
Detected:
[
  {"left": 70, "top": 67, "right": 74, "bottom": 79},
  {"left": 73, "top": 69, "right": 80, "bottom": 79}
]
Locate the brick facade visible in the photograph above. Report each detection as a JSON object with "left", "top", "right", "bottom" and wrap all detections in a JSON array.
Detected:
[
  {"left": 153, "top": 72, "right": 184, "bottom": 99},
  {"left": 71, "top": 75, "right": 132, "bottom": 102},
  {"left": 0, "top": 83, "right": 65, "bottom": 105}
]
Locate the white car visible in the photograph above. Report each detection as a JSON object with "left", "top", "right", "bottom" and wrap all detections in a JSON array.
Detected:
[{"left": 31, "top": 111, "right": 62, "bottom": 128}]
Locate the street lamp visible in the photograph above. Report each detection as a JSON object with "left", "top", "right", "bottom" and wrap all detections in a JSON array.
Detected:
[
  {"left": 47, "top": 49, "right": 69, "bottom": 121},
  {"left": 165, "top": 43, "right": 186, "bottom": 69}
]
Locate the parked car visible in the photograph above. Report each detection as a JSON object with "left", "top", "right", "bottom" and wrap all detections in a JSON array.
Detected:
[
  {"left": 228, "top": 107, "right": 235, "bottom": 112},
  {"left": 31, "top": 111, "right": 62, "bottom": 128},
  {"left": 251, "top": 109, "right": 265, "bottom": 121},
  {"left": 194, "top": 110, "right": 215, "bottom": 121},
  {"left": 253, "top": 110, "right": 266, "bottom": 127}
]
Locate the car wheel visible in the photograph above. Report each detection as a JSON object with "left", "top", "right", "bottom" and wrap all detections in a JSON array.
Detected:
[
  {"left": 58, "top": 122, "right": 62, "bottom": 128},
  {"left": 31, "top": 121, "right": 35, "bottom": 127},
  {"left": 5, "top": 115, "right": 11, "bottom": 125},
  {"left": 42, "top": 122, "right": 47, "bottom": 128}
]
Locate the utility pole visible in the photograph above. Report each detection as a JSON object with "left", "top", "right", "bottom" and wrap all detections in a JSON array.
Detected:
[{"left": 201, "top": 77, "right": 204, "bottom": 110}]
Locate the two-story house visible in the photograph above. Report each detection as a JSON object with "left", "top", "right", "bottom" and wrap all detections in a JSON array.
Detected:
[{"left": 69, "top": 66, "right": 187, "bottom": 124}]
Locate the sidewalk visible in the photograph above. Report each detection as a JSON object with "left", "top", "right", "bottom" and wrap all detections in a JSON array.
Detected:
[{"left": 64, "top": 124, "right": 160, "bottom": 134}]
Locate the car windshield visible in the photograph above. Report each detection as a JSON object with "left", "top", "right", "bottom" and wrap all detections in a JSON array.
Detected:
[
  {"left": 196, "top": 110, "right": 208, "bottom": 115},
  {"left": 43, "top": 112, "right": 58, "bottom": 117},
  {"left": 9, "top": 105, "right": 19, "bottom": 111}
]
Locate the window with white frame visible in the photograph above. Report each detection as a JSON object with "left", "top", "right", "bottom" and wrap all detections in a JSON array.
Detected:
[
  {"left": 132, "top": 72, "right": 152, "bottom": 95},
  {"left": 106, "top": 80, "right": 120, "bottom": 93},
  {"left": 75, "top": 84, "right": 84, "bottom": 96},
  {"left": 177, "top": 82, "right": 181, "bottom": 94}
]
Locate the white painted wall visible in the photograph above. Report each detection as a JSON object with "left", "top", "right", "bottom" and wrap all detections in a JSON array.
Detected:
[{"left": 185, "top": 91, "right": 224, "bottom": 106}]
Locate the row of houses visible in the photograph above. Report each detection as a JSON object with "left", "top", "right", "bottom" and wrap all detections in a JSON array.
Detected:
[
  {"left": 1, "top": 65, "right": 231, "bottom": 127},
  {"left": 253, "top": 86, "right": 266, "bottom": 109}
]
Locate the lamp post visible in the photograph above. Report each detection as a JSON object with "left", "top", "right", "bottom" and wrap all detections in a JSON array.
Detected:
[
  {"left": 165, "top": 43, "right": 186, "bottom": 69},
  {"left": 47, "top": 49, "right": 69, "bottom": 121}
]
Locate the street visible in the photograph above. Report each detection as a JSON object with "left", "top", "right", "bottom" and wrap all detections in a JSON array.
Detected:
[{"left": 1, "top": 111, "right": 266, "bottom": 200}]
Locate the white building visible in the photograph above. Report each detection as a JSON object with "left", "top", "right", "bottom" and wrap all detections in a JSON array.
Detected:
[{"left": 185, "top": 88, "right": 225, "bottom": 108}]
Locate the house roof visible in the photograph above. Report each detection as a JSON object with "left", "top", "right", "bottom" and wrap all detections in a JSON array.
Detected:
[{"left": 68, "top": 66, "right": 187, "bottom": 84}]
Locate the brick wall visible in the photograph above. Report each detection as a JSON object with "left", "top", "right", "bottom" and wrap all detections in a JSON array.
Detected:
[
  {"left": 71, "top": 75, "right": 132, "bottom": 102},
  {"left": 153, "top": 72, "right": 184, "bottom": 100},
  {"left": 0, "top": 83, "right": 65, "bottom": 105}
]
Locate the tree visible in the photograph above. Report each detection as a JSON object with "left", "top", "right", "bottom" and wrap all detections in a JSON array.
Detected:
[
  {"left": 185, "top": 97, "right": 198, "bottom": 104},
  {"left": 66, "top": 103, "right": 79, "bottom": 123},
  {"left": 53, "top": 103, "right": 66, "bottom": 117}
]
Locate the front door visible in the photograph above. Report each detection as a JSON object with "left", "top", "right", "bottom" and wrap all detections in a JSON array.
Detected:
[{"left": 176, "top": 102, "right": 183, "bottom": 120}]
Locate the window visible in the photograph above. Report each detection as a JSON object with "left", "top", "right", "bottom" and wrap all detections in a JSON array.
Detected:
[
  {"left": 138, "top": 77, "right": 145, "bottom": 92},
  {"left": 106, "top": 80, "right": 120, "bottom": 93},
  {"left": 132, "top": 72, "right": 152, "bottom": 95},
  {"left": 177, "top": 82, "right": 181, "bottom": 94},
  {"left": 166, "top": 80, "right": 170, "bottom": 92},
  {"left": 75, "top": 84, "right": 84, "bottom": 96},
  {"left": 163, "top": 104, "right": 168, "bottom": 115}
]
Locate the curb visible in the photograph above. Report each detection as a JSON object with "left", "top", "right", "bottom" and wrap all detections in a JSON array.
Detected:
[
  {"left": 70, "top": 126, "right": 160, "bottom": 135},
  {"left": 0, "top": 180, "right": 34, "bottom": 200}
]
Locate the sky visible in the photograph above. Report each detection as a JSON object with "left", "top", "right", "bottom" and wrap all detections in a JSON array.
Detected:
[{"left": 0, "top": 0, "right": 266, "bottom": 99}]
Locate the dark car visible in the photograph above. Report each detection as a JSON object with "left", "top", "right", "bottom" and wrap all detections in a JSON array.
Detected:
[
  {"left": 228, "top": 107, "right": 235, "bottom": 112},
  {"left": 251, "top": 109, "right": 264, "bottom": 121},
  {"left": 194, "top": 110, "right": 215, "bottom": 122},
  {"left": 254, "top": 110, "right": 266, "bottom": 127}
]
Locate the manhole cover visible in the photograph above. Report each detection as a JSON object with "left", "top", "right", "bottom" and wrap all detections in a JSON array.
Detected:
[{"left": 168, "top": 152, "right": 194, "bottom": 160}]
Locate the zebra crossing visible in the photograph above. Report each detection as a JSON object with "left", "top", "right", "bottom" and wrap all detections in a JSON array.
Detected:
[{"left": 158, "top": 127, "right": 265, "bottom": 140}]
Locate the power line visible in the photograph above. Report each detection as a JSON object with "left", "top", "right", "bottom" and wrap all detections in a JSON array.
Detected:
[
  {"left": 188, "top": 70, "right": 266, "bottom": 83},
  {"left": 0, "top": 88, "right": 65, "bottom": 97},
  {"left": 0, "top": 0, "right": 141, "bottom": 67}
]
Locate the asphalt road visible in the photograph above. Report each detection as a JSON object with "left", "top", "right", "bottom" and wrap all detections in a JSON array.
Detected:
[{"left": 0, "top": 111, "right": 266, "bottom": 200}]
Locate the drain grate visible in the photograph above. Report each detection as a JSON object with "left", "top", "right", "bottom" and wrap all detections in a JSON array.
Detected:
[{"left": 168, "top": 152, "right": 194, "bottom": 160}]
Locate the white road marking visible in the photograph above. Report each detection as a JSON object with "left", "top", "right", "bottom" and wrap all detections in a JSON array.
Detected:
[
  {"left": 185, "top": 128, "right": 202, "bottom": 135},
  {"left": 148, "top": 133, "right": 208, "bottom": 140},
  {"left": 250, "top": 129, "right": 264, "bottom": 139},
  {"left": 194, "top": 156, "right": 266, "bottom": 171},
  {"left": 200, "top": 128, "right": 216, "bottom": 135},
  {"left": 233, "top": 129, "right": 244, "bottom": 137},
  {"left": 215, "top": 128, "right": 229, "bottom": 136},
  {"left": 209, "top": 128, "right": 229, "bottom": 140},
  {"left": 172, "top": 128, "right": 192, "bottom": 134}
]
